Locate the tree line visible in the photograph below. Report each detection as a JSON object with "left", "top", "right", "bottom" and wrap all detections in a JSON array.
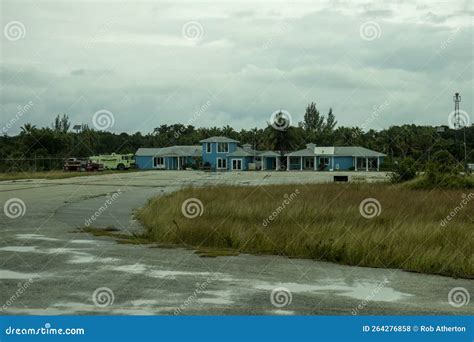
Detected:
[{"left": 1, "top": 102, "right": 472, "bottom": 171}]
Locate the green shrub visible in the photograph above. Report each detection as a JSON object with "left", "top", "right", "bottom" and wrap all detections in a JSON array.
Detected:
[
  {"left": 389, "top": 157, "right": 417, "bottom": 183},
  {"left": 407, "top": 150, "right": 474, "bottom": 189}
]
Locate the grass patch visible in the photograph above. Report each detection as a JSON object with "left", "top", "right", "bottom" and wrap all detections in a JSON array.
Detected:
[
  {"left": 136, "top": 184, "right": 474, "bottom": 279},
  {"left": 0, "top": 169, "right": 141, "bottom": 181}
]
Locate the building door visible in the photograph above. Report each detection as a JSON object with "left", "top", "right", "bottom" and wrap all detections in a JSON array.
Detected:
[
  {"left": 232, "top": 159, "right": 242, "bottom": 170},
  {"left": 217, "top": 158, "right": 227, "bottom": 170},
  {"left": 304, "top": 157, "right": 314, "bottom": 169}
]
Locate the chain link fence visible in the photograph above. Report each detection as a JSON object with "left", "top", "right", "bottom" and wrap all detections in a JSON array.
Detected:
[{"left": 0, "top": 158, "right": 65, "bottom": 173}]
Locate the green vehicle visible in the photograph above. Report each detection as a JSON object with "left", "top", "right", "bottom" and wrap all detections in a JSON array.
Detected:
[{"left": 89, "top": 153, "right": 135, "bottom": 170}]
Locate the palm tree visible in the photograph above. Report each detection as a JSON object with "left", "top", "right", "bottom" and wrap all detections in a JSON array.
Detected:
[{"left": 20, "top": 123, "right": 36, "bottom": 135}]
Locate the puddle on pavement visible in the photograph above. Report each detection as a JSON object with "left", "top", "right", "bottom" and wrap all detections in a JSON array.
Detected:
[
  {"left": 130, "top": 299, "right": 160, "bottom": 306},
  {"left": 197, "top": 297, "right": 234, "bottom": 305},
  {"left": 0, "top": 244, "right": 119, "bottom": 265},
  {"left": 69, "top": 240, "right": 99, "bottom": 245},
  {"left": 269, "top": 309, "right": 295, "bottom": 315},
  {"left": 254, "top": 281, "right": 412, "bottom": 302},
  {"left": 16, "top": 234, "right": 60, "bottom": 242},
  {"left": 196, "top": 290, "right": 235, "bottom": 305},
  {"left": 67, "top": 255, "right": 120, "bottom": 264},
  {"left": 148, "top": 270, "right": 216, "bottom": 279},
  {"left": 0, "top": 270, "right": 41, "bottom": 279},
  {"left": 109, "top": 263, "right": 148, "bottom": 274},
  {"left": 0, "top": 246, "right": 38, "bottom": 253},
  {"left": 107, "top": 263, "right": 225, "bottom": 280}
]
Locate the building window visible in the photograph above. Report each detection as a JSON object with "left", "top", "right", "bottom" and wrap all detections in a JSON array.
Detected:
[
  {"left": 357, "top": 157, "right": 367, "bottom": 170},
  {"left": 206, "top": 143, "right": 212, "bottom": 153},
  {"left": 232, "top": 159, "right": 242, "bottom": 170},
  {"left": 217, "top": 142, "right": 229, "bottom": 153},
  {"left": 217, "top": 158, "right": 227, "bottom": 169},
  {"left": 320, "top": 157, "right": 330, "bottom": 166},
  {"left": 153, "top": 157, "right": 164, "bottom": 168}
]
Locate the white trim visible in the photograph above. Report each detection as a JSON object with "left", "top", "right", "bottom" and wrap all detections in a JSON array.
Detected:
[
  {"left": 153, "top": 156, "right": 165, "bottom": 169},
  {"left": 231, "top": 158, "right": 243, "bottom": 171},
  {"left": 206, "top": 143, "right": 212, "bottom": 153},
  {"left": 320, "top": 156, "right": 330, "bottom": 167},
  {"left": 216, "top": 157, "right": 227, "bottom": 170},
  {"left": 217, "top": 142, "right": 229, "bottom": 153}
]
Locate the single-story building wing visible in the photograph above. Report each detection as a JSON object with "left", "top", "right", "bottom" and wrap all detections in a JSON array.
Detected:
[
  {"left": 135, "top": 146, "right": 201, "bottom": 170},
  {"left": 285, "top": 144, "right": 386, "bottom": 171}
]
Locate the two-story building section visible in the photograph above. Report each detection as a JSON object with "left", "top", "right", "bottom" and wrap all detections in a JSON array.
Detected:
[{"left": 200, "top": 136, "right": 239, "bottom": 170}]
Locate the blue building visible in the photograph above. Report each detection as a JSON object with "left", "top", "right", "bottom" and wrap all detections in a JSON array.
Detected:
[
  {"left": 200, "top": 136, "right": 239, "bottom": 170},
  {"left": 135, "top": 137, "right": 385, "bottom": 171},
  {"left": 285, "top": 144, "right": 385, "bottom": 171},
  {"left": 135, "top": 146, "right": 201, "bottom": 170}
]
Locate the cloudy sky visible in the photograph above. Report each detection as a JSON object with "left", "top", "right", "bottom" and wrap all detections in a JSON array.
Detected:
[{"left": 1, "top": 0, "right": 472, "bottom": 134}]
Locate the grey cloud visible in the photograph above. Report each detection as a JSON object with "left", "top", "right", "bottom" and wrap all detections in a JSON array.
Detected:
[{"left": 0, "top": 0, "right": 472, "bottom": 135}]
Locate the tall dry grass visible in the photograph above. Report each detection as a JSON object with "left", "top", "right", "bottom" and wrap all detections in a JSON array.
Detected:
[{"left": 136, "top": 183, "right": 473, "bottom": 278}]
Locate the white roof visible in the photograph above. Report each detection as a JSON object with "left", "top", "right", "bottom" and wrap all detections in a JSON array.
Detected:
[
  {"left": 136, "top": 146, "right": 201, "bottom": 157},
  {"left": 314, "top": 147, "right": 334, "bottom": 155}
]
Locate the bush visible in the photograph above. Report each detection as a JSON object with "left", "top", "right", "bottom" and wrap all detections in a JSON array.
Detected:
[
  {"left": 389, "top": 157, "right": 417, "bottom": 183},
  {"left": 408, "top": 150, "right": 474, "bottom": 189}
]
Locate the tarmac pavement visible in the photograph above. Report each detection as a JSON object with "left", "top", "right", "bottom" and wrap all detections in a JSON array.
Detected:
[{"left": 0, "top": 171, "right": 472, "bottom": 315}]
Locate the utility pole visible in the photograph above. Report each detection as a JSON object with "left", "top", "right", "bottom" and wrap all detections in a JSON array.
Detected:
[{"left": 453, "top": 93, "right": 467, "bottom": 170}]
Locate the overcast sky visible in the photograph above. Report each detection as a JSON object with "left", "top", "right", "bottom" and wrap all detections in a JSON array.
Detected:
[{"left": 1, "top": 0, "right": 472, "bottom": 135}]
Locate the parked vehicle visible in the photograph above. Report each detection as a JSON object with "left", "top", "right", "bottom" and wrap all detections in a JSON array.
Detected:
[
  {"left": 63, "top": 158, "right": 87, "bottom": 172},
  {"left": 88, "top": 153, "right": 135, "bottom": 170},
  {"left": 85, "top": 161, "right": 104, "bottom": 172}
]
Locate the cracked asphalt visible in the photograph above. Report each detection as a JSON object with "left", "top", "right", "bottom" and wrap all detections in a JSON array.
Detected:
[{"left": 0, "top": 171, "right": 472, "bottom": 315}]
